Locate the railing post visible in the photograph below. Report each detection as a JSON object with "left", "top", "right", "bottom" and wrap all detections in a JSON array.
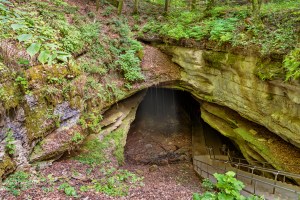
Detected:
[
  {"left": 262, "top": 163, "right": 265, "bottom": 177},
  {"left": 207, "top": 162, "right": 209, "bottom": 178},
  {"left": 250, "top": 167, "right": 255, "bottom": 185},
  {"left": 253, "top": 180, "right": 257, "bottom": 195},
  {"left": 273, "top": 171, "right": 279, "bottom": 194}
]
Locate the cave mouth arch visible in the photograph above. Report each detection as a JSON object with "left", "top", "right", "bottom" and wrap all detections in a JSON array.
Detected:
[{"left": 124, "top": 87, "right": 238, "bottom": 165}]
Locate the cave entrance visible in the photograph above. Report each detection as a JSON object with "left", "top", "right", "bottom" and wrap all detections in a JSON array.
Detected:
[{"left": 124, "top": 87, "right": 238, "bottom": 165}]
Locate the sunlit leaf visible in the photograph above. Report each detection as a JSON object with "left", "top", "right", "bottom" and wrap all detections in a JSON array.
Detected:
[
  {"left": 26, "top": 43, "right": 40, "bottom": 57},
  {"left": 17, "top": 34, "right": 32, "bottom": 42},
  {"left": 38, "top": 50, "right": 51, "bottom": 64},
  {"left": 11, "top": 24, "right": 26, "bottom": 30}
]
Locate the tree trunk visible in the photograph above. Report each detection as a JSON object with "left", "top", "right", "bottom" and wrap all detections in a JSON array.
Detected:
[
  {"left": 206, "top": 0, "right": 215, "bottom": 11},
  {"left": 251, "top": 0, "right": 262, "bottom": 20},
  {"left": 133, "top": 0, "right": 139, "bottom": 14},
  {"left": 96, "top": 0, "right": 100, "bottom": 11},
  {"left": 191, "top": 0, "right": 196, "bottom": 10},
  {"left": 118, "top": 0, "right": 124, "bottom": 15},
  {"left": 164, "top": 0, "right": 170, "bottom": 14}
]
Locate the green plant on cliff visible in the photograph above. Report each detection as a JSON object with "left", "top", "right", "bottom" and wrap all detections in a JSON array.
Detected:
[
  {"left": 71, "top": 132, "right": 84, "bottom": 144},
  {"left": 193, "top": 171, "right": 264, "bottom": 200},
  {"left": 0, "top": 86, "right": 8, "bottom": 101},
  {"left": 5, "top": 129, "right": 16, "bottom": 156},
  {"left": 284, "top": 47, "right": 300, "bottom": 81},
  {"left": 15, "top": 76, "right": 30, "bottom": 95},
  {"left": 75, "top": 138, "right": 106, "bottom": 165}
]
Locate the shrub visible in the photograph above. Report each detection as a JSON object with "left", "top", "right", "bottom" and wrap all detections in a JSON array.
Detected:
[
  {"left": 284, "top": 47, "right": 300, "bottom": 81},
  {"left": 193, "top": 171, "right": 264, "bottom": 200},
  {"left": 116, "top": 50, "right": 144, "bottom": 82}
]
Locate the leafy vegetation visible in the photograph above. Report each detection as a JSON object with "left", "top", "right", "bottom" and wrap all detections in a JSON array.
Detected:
[
  {"left": 71, "top": 132, "right": 85, "bottom": 144},
  {"left": 92, "top": 166, "right": 143, "bottom": 197},
  {"left": 3, "top": 171, "right": 32, "bottom": 196},
  {"left": 75, "top": 137, "right": 106, "bottom": 166},
  {"left": 284, "top": 47, "right": 300, "bottom": 81},
  {"left": 193, "top": 171, "right": 264, "bottom": 200},
  {"left": 139, "top": 0, "right": 300, "bottom": 80},
  {"left": 4, "top": 129, "right": 15, "bottom": 156},
  {"left": 58, "top": 183, "right": 77, "bottom": 197}
]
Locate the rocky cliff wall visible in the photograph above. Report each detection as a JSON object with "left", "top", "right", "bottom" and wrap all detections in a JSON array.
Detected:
[
  {"left": 1, "top": 44, "right": 300, "bottom": 180},
  {"left": 161, "top": 46, "right": 300, "bottom": 149}
]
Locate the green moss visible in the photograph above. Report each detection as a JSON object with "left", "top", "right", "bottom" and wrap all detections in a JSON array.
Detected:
[
  {"left": 202, "top": 51, "right": 227, "bottom": 69},
  {"left": 255, "top": 59, "right": 285, "bottom": 80},
  {"left": 75, "top": 135, "right": 107, "bottom": 165},
  {"left": 0, "top": 82, "right": 21, "bottom": 109},
  {"left": 25, "top": 103, "right": 54, "bottom": 141},
  {"left": 75, "top": 128, "right": 126, "bottom": 165},
  {"left": 0, "top": 154, "right": 16, "bottom": 180},
  {"left": 107, "top": 129, "right": 126, "bottom": 165},
  {"left": 31, "top": 143, "right": 43, "bottom": 156},
  {"left": 203, "top": 95, "right": 214, "bottom": 103}
]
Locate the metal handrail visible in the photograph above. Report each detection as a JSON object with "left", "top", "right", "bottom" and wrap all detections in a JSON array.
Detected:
[
  {"left": 229, "top": 156, "right": 300, "bottom": 168},
  {"left": 205, "top": 147, "right": 300, "bottom": 183},
  {"left": 193, "top": 157, "right": 300, "bottom": 198},
  {"left": 208, "top": 146, "right": 300, "bottom": 168}
]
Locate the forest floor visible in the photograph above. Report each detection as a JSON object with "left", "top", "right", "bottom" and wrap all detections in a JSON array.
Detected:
[{"left": 0, "top": 160, "right": 202, "bottom": 200}]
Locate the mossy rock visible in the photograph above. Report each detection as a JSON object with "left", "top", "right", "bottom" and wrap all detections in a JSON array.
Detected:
[
  {"left": 30, "top": 125, "right": 84, "bottom": 162},
  {"left": 0, "top": 82, "right": 21, "bottom": 109},
  {"left": 25, "top": 103, "right": 55, "bottom": 142},
  {"left": 255, "top": 58, "right": 285, "bottom": 80},
  {"left": 0, "top": 153, "right": 16, "bottom": 180},
  {"left": 202, "top": 51, "right": 227, "bottom": 69}
]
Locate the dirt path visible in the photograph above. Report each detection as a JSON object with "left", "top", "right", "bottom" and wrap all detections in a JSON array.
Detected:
[{"left": 121, "top": 162, "right": 203, "bottom": 200}]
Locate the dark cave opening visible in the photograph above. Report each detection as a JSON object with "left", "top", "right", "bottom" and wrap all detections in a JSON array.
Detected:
[{"left": 125, "top": 87, "right": 240, "bottom": 165}]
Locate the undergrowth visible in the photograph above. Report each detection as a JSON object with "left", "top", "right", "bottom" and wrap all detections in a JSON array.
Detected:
[
  {"left": 140, "top": 1, "right": 300, "bottom": 80},
  {"left": 193, "top": 171, "right": 264, "bottom": 200}
]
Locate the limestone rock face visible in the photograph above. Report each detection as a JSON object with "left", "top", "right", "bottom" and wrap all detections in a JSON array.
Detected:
[
  {"left": 161, "top": 46, "right": 300, "bottom": 149},
  {"left": 200, "top": 102, "right": 300, "bottom": 174},
  {"left": 29, "top": 102, "right": 81, "bottom": 162}
]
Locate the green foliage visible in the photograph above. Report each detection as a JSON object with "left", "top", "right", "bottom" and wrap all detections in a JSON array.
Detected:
[
  {"left": 193, "top": 171, "right": 264, "bottom": 200},
  {"left": 0, "top": 0, "right": 72, "bottom": 65},
  {"left": 201, "top": 178, "right": 214, "bottom": 191},
  {"left": 207, "top": 18, "right": 238, "bottom": 42},
  {"left": 79, "top": 112, "right": 103, "bottom": 134},
  {"left": 141, "top": 1, "right": 299, "bottom": 58},
  {"left": 92, "top": 167, "right": 143, "bottom": 197},
  {"left": 5, "top": 129, "right": 15, "bottom": 155},
  {"left": 58, "top": 183, "right": 77, "bottom": 197},
  {"left": 116, "top": 50, "right": 144, "bottom": 82},
  {"left": 103, "top": 6, "right": 114, "bottom": 17},
  {"left": 15, "top": 76, "right": 30, "bottom": 94},
  {"left": 71, "top": 132, "right": 84, "bottom": 144},
  {"left": 75, "top": 138, "right": 106, "bottom": 165},
  {"left": 75, "top": 129, "right": 125, "bottom": 166},
  {"left": 80, "top": 185, "right": 90, "bottom": 192},
  {"left": 107, "top": 129, "right": 126, "bottom": 165},
  {"left": 4, "top": 171, "right": 32, "bottom": 196},
  {"left": 0, "top": 87, "right": 8, "bottom": 101},
  {"left": 284, "top": 47, "right": 300, "bottom": 81},
  {"left": 214, "top": 171, "right": 244, "bottom": 198}
]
